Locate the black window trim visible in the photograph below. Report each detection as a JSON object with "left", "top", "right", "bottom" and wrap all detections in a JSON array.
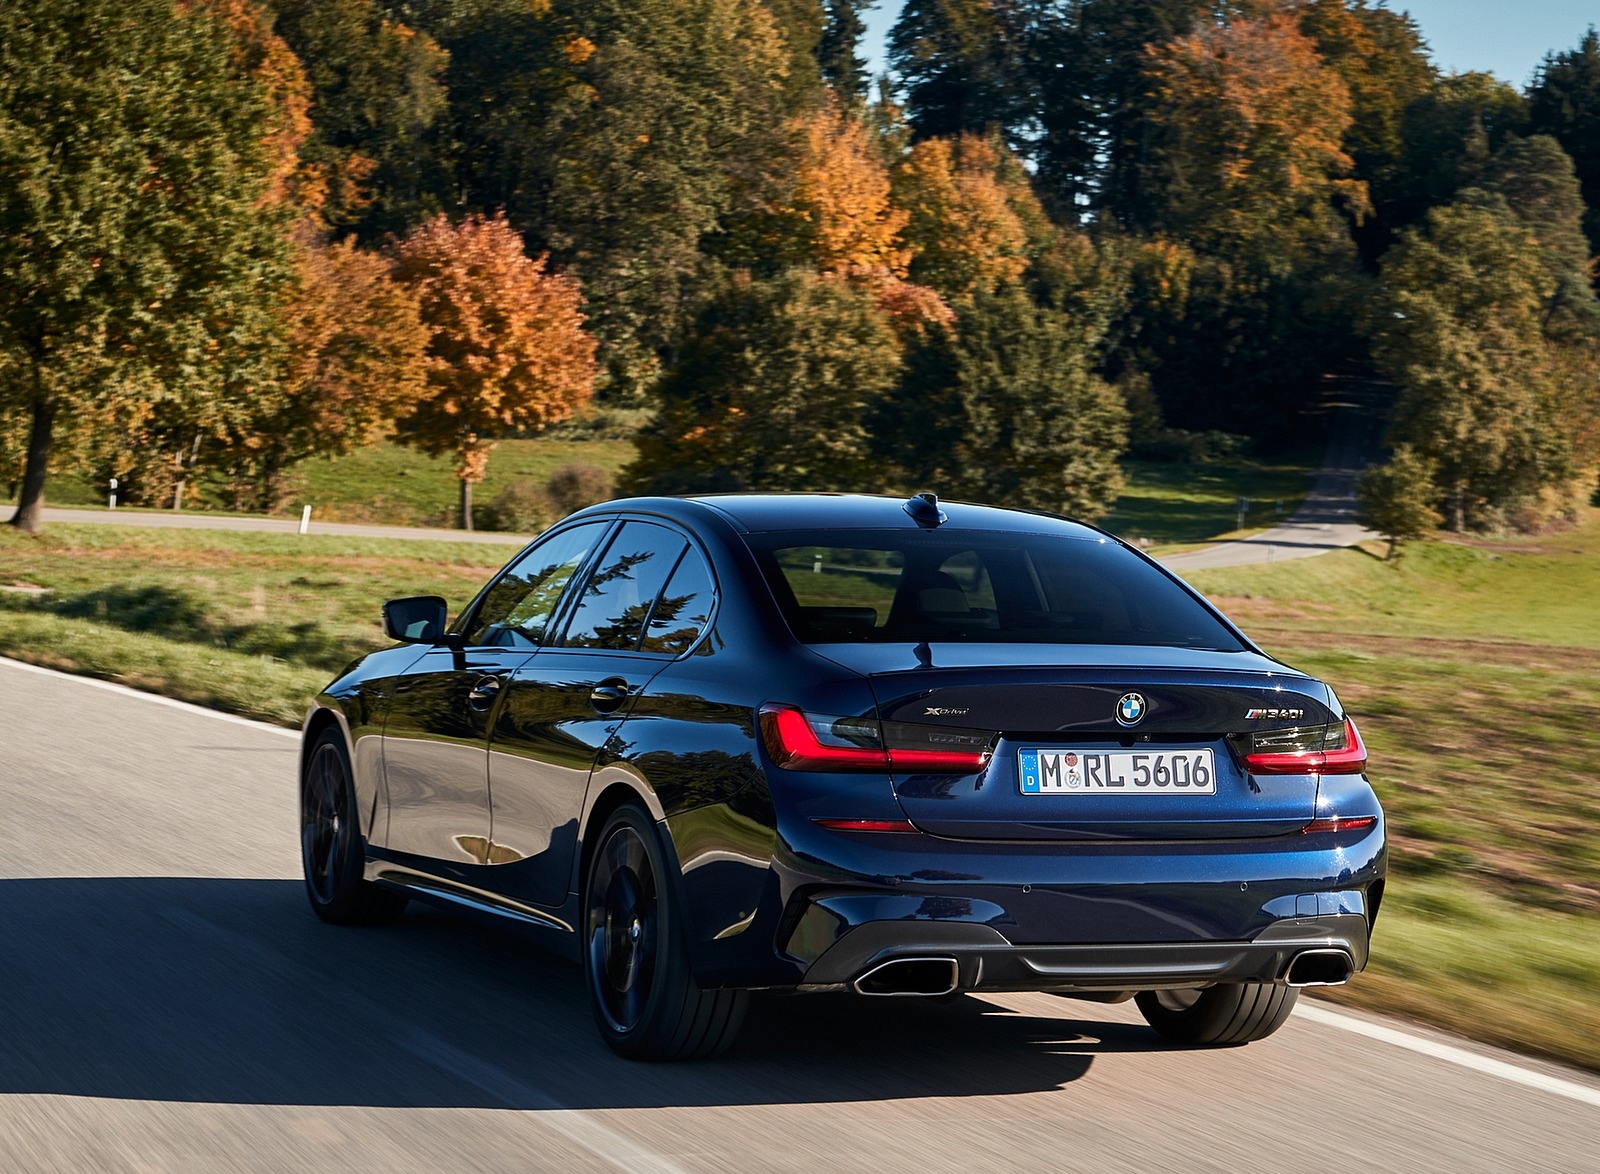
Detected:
[
  {"left": 545, "top": 514, "right": 721, "bottom": 660},
  {"left": 451, "top": 517, "right": 621, "bottom": 649}
]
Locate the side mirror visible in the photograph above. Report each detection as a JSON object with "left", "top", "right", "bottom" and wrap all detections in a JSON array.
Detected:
[{"left": 382, "top": 595, "right": 450, "bottom": 644}]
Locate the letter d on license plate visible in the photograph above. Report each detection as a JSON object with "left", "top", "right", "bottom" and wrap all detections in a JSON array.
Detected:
[{"left": 1018, "top": 749, "right": 1216, "bottom": 794}]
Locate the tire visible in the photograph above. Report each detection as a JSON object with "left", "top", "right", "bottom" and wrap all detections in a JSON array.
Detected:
[
  {"left": 1135, "top": 982, "right": 1299, "bottom": 1046},
  {"left": 583, "top": 804, "right": 747, "bottom": 1060},
  {"left": 300, "top": 729, "right": 408, "bottom": 926}
]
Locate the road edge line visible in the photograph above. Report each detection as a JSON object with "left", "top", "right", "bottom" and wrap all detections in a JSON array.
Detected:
[
  {"left": 1298, "top": 1001, "right": 1600, "bottom": 1108},
  {"left": 0, "top": 655, "right": 299, "bottom": 740}
]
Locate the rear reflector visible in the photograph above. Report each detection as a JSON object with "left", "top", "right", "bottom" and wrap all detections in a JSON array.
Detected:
[
  {"left": 1301, "top": 815, "right": 1378, "bottom": 836},
  {"left": 1242, "top": 717, "right": 1367, "bottom": 776},
  {"left": 759, "top": 704, "right": 990, "bottom": 773},
  {"left": 812, "top": 818, "right": 919, "bottom": 833}
]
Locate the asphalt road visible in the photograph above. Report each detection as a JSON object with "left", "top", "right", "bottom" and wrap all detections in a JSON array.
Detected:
[{"left": 3, "top": 657, "right": 1598, "bottom": 1172}]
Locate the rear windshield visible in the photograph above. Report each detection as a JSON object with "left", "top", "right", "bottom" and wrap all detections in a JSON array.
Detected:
[{"left": 745, "top": 529, "right": 1246, "bottom": 651}]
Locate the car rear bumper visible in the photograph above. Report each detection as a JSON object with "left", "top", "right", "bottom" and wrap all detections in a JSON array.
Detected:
[{"left": 795, "top": 912, "right": 1372, "bottom": 993}]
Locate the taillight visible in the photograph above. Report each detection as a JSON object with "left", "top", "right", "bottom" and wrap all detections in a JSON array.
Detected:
[
  {"left": 759, "top": 704, "right": 991, "bottom": 773},
  {"left": 1239, "top": 717, "right": 1367, "bottom": 776},
  {"left": 1301, "top": 815, "right": 1377, "bottom": 835}
]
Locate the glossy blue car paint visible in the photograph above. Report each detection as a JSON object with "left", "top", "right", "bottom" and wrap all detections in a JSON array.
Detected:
[{"left": 303, "top": 492, "right": 1386, "bottom": 1052}]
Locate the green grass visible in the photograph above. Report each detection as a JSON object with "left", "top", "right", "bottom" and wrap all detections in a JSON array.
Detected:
[
  {"left": 1099, "top": 451, "right": 1319, "bottom": 547},
  {"left": 1180, "top": 513, "right": 1600, "bottom": 1070},
  {"left": 49, "top": 435, "right": 639, "bottom": 528},
  {"left": 0, "top": 524, "right": 509, "bottom": 724},
  {"left": 1318, "top": 880, "right": 1600, "bottom": 1074}
]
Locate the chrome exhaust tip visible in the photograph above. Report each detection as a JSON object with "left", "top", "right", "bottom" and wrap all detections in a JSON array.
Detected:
[
  {"left": 853, "top": 956, "right": 960, "bottom": 997},
  {"left": 1284, "top": 948, "right": 1354, "bottom": 987}
]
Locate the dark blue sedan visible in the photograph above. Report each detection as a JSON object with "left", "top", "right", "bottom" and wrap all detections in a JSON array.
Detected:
[{"left": 300, "top": 492, "right": 1385, "bottom": 1059}]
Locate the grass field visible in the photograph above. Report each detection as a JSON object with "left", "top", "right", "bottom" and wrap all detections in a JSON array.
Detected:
[
  {"left": 49, "top": 436, "right": 639, "bottom": 528},
  {"left": 1182, "top": 512, "right": 1600, "bottom": 1071},
  {"left": 48, "top": 435, "right": 1318, "bottom": 543}
]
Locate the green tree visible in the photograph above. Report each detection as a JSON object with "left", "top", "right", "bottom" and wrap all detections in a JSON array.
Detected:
[
  {"left": 623, "top": 270, "right": 903, "bottom": 494},
  {"left": 889, "top": 0, "right": 1019, "bottom": 143},
  {"left": 1527, "top": 29, "right": 1600, "bottom": 259},
  {"left": 1479, "top": 134, "right": 1597, "bottom": 339},
  {"left": 265, "top": 0, "right": 452, "bottom": 240},
  {"left": 819, "top": 0, "right": 873, "bottom": 101},
  {"left": 1390, "top": 72, "right": 1527, "bottom": 229},
  {"left": 882, "top": 285, "right": 1129, "bottom": 517},
  {"left": 0, "top": 0, "right": 298, "bottom": 532},
  {"left": 434, "top": 0, "right": 795, "bottom": 399},
  {"left": 1372, "top": 198, "right": 1566, "bottom": 530},
  {"left": 1356, "top": 444, "right": 1441, "bottom": 559},
  {"left": 391, "top": 213, "right": 597, "bottom": 529}
]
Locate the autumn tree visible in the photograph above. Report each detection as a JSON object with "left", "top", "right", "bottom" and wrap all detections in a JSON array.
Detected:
[
  {"left": 1389, "top": 72, "right": 1527, "bottom": 230},
  {"left": 624, "top": 270, "right": 903, "bottom": 494},
  {"left": 1356, "top": 445, "right": 1441, "bottom": 559},
  {"left": 892, "top": 134, "right": 1041, "bottom": 301},
  {"left": 391, "top": 213, "right": 597, "bottom": 529},
  {"left": 780, "top": 101, "right": 912, "bottom": 277},
  {"left": 0, "top": 0, "right": 298, "bottom": 532},
  {"left": 265, "top": 0, "right": 451, "bottom": 239},
  {"left": 1372, "top": 198, "right": 1568, "bottom": 530},
  {"left": 1142, "top": 11, "right": 1367, "bottom": 253},
  {"left": 224, "top": 230, "right": 431, "bottom": 511}
]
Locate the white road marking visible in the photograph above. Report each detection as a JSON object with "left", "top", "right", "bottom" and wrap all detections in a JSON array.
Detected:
[
  {"left": 161, "top": 906, "right": 685, "bottom": 1174},
  {"left": 0, "top": 655, "right": 299, "bottom": 739},
  {"left": 1299, "top": 1002, "right": 1600, "bottom": 1109}
]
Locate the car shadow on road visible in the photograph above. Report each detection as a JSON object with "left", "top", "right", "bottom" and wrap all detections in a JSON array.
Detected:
[{"left": 0, "top": 877, "right": 1191, "bottom": 1110}]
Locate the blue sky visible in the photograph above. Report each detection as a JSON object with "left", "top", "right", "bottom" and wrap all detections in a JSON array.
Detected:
[{"left": 862, "top": 2, "right": 1599, "bottom": 91}]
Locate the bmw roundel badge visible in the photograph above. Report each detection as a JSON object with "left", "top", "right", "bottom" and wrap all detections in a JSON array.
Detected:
[{"left": 1115, "top": 692, "right": 1147, "bottom": 726}]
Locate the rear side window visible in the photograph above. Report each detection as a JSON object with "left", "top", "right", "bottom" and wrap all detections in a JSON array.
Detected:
[
  {"left": 562, "top": 522, "right": 687, "bottom": 651},
  {"left": 467, "top": 522, "right": 608, "bottom": 648},
  {"left": 641, "top": 549, "right": 716, "bottom": 655},
  {"left": 747, "top": 529, "right": 1244, "bottom": 650}
]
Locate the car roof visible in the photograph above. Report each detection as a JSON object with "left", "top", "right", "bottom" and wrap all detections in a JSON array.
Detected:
[{"left": 593, "top": 493, "right": 1108, "bottom": 539}]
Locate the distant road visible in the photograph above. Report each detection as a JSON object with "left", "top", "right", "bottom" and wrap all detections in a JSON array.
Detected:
[
  {"left": 3, "top": 654, "right": 1599, "bottom": 1173},
  {"left": 1161, "top": 384, "right": 1386, "bottom": 571},
  {"left": 0, "top": 504, "right": 527, "bottom": 545}
]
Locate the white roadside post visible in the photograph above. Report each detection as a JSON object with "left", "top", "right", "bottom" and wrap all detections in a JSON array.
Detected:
[
  {"left": 108, "top": 478, "right": 118, "bottom": 509},
  {"left": 299, "top": 505, "right": 312, "bottom": 536}
]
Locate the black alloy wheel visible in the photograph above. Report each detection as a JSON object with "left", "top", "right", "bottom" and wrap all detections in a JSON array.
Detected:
[
  {"left": 1135, "top": 982, "right": 1299, "bottom": 1045},
  {"left": 583, "top": 804, "right": 746, "bottom": 1060},
  {"left": 300, "top": 730, "right": 407, "bottom": 925}
]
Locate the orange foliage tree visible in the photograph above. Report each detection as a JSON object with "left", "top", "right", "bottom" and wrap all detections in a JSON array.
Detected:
[
  {"left": 224, "top": 227, "right": 431, "bottom": 510},
  {"left": 1143, "top": 11, "right": 1367, "bottom": 254},
  {"left": 892, "top": 134, "right": 1037, "bottom": 301},
  {"left": 391, "top": 213, "right": 597, "bottom": 529}
]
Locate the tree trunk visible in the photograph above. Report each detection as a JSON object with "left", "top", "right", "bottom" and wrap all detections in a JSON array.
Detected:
[
  {"left": 460, "top": 478, "right": 474, "bottom": 531},
  {"left": 8, "top": 366, "right": 55, "bottom": 534}
]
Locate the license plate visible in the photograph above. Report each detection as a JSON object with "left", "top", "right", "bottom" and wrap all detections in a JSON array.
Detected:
[{"left": 1018, "top": 749, "right": 1216, "bottom": 795}]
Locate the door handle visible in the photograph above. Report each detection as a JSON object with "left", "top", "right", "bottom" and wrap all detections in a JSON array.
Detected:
[
  {"left": 467, "top": 674, "right": 503, "bottom": 710},
  {"left": 589, "top": 677, "right": 631, "bottom": 714}
]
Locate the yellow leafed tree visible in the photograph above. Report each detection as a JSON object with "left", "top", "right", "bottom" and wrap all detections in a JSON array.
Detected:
[{"left": 391, "top": 213, "right": 597, "bottom": 529}]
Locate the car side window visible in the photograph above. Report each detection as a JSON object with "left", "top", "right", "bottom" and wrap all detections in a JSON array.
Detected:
[
  {"left": 561, "top": 522, "right": 688, "bottom": 651},
  {"left": 466, "top": 521, "right": 609, "bottom": 648},
  {"left": 641, "top": 548, "right": 715, "bottom": 655}
]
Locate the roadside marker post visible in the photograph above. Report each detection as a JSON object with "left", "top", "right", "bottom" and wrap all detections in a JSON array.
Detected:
[
  {"left": 1236, "top": 496, "right": 1248, "bottom": 531},
  {"left": 299, "top": 505, "right": 312, "bottom": 536},
  {"left": 108, "top": 478, "right": 118, "bottom": 510}
]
